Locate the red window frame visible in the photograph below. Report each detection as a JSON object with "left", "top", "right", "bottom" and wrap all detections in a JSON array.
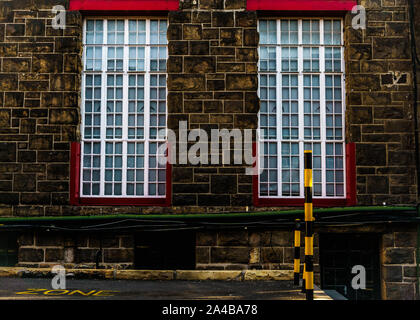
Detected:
[
  {"left": 70, "top": 142, "right": 172, "bottom": 206},
  {"left": 252, "top": 142, "right": 356, "bottom": 207},
  {"left": 69, "top": 0, "right": 179, "bottom": 11},
  {"left": 246, "top": 0, "right": 357, "bottom": 11}
]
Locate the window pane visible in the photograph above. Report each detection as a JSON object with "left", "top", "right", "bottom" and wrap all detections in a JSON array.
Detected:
[
  {"left": 82, "top": 18, "right": 168, "bottom": 198},
  {"left": 258, "top": 18, "right": 345, "bottom": 199},
  {"left": 259, "top": 74, "right": 277, "bottom": 140}
]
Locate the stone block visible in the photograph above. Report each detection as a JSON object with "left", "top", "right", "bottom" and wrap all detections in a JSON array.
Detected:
[
  {"left": 261, "top": 247, "right": 283, "bottom": 263},
  {"left": 0, "top": 74, "right": 18, "bottom": 91},
  {"left": 19, "top": 248, "right": 44, "bottom": 262},
  {"left": 218, "top": 231, "right": 248, "bottom": 246},
  {"left": 13, "top": 174, "right": 36, "bottom": 192},
  {"left": 198, "top": 195, "right": 230, "bottom": 206},
  {"left": 226, "top": 74, "right": 257, "bottom": 90},
  {"left": 367, "top": 176, "right": 389, "bottom": 194},
  {"left": 21, "top": 193, "right": 51, "bottom": 205},
  {"left": 383, "top": 248, "right": 415, "bottom": 264},
  {"left": 189, "top": 41, "right": 209, "bottom": 55},
  {"left": 50, "top": 75, "right": 76, "bottom": 91},
  {"left": 45, "top": 248, "right": 64, "bottom": 262},
  {"left": 211, "top": 247, "right": 250, "bottom": 264},
  {"left": 383, "top": 265, "right": 403, "bottom": 282},
  {"left": 26, "top": 19, "right": 45, "bottom": 36},
  {"left": 49, "top": 108, "right": 78, "bottom": 125},
  {"left": 47, "top": 164, "right": 69, "bottom": 180},
  {"left": 212, "top": 12, "right": 234, "bottom": 27},
  {"left": 184, "top": 56, "right": 215, "bottom": 73},
  {"left": 394, "top": 232, "right": 417, "bottom": 248},
  {"left": 196, "top": 231, "right": 217, "bottom": 246},
  {"left": 356, "top": 143, "right": 386, "bottom": 166},
  {"left": 373, "top": 38, "right": 409, "bottom": 59},
  {"left": 168, "top": 74, "right": 205, "bottom": 91},
  {"left": 183, "top": 24, "right": 202, "bottom": 40},
  {"left": 2, "top": 58, "right": 30, "bottom": 72},
  {"left": 225, "top": 0, "right": 246, "bottom": 9},
  {"left": 6, "top": 24, "right": 24, "bottom": 36},
  {"left": 29, "top": 135, "right": 53, "bottom": 150},
  {"left": 211, "top": 175, "right": 237, "bottom": 194},
  {"left": 103, "top": 249, "right": 134, "bottom": 263},
  {"left": 196, "top": 247, "right": 210, "bottom": 263},
  {"left": 385, "top": 283, "right": 416, "bottom": 300},
  {"left": 33, "top": 54, "right": 63, "bottom": 73}
]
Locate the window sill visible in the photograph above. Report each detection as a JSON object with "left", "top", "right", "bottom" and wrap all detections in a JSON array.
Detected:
[
  {"left": 252, "top": 142, "right": 356, "bottom": 208},
  {"left": 70, "top": 142, "right": 172, "bottom": 207}
]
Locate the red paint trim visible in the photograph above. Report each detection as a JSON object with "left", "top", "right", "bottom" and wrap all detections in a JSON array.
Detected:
[
  {"left": 69, "top": 0, "right": 179, "bottom": 11},
  {"left": 252, "top": 142, "right": 260, "bottom": 207},
  {"left": 247, "top": 0, "right": 357, "bottom": 11},
  {"left": 253, "top": 142, "right": 357, "bottom": 208},
  {"left": 69, "top": 141, "right": 172, "bottom": 207},
  {"left": 345, "top": 142, "right": 357, "bottom": 206},
  {"left": 70, "top": 142, "right": 81, "bottom": 205}
]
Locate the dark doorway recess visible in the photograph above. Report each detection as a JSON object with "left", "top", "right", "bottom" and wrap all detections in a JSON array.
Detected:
[
  {"left": 134, "top": 231, "right": 196, "bottom": 270},
  {"left": 320, "top": 233, "right": 381, "bottom": 300},
  {"left": 0, "top": 232, "right": 18, "bottom": 267}
]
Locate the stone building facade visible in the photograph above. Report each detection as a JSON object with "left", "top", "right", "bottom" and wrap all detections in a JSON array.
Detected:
[{"left": 0, "top": 0, "right": 419, "bottom": 300}]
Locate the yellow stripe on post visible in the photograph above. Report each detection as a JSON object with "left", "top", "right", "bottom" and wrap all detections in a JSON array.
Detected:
[
  {"left": 304, "top": 169, "right": 312, "bottom": 187},
  {"left": 294, "top": 259, "right": 300, "bottom": 272},
  {"left": 305, "top": 272, "right": 314, "bottom": 290},
  {"left": 305, "top": 236, "right": 313, "bottom": 256},
  {"left": 294, "top": 229, "right": 300, "bottom": 247},
  {"left": 304, "top": 203, "right": 312, "bottom": 221}
]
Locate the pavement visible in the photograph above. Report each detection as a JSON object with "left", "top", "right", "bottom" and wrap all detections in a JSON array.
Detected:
[{"left": 0, "top": 278, "right": 336, "bottom": 300}]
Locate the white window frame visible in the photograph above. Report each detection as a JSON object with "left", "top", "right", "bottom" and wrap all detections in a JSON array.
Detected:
[
  {"left": 257, "top": 18, "right": 346, "bottom": 199},
  {"left": 81, "top": 17, "right": 168, "bottom": 198}
]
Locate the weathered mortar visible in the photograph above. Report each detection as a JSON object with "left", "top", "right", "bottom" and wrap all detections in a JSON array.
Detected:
[
  {"left": 346, "top": 0, "right": 417, "bottom": 205},
  {"left": 168, "top": 0, "right": 259, "bottom": 207},
  {"left": 0, "top": 0, "right": 418, "bottom": 215}
]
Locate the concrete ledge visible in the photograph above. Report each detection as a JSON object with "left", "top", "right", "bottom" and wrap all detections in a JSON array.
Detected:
[
  {"left": 244, "top": 270, "right": 292, "bottom": 281},
  {"left": 0, "top": 267, "right": 293, "bottom": 281},
  {"left": 115, "top": 270, "right": 174, "bottom": 281},
  {"left": 176, "top": 270, "right": 243, "bottom": 281}
]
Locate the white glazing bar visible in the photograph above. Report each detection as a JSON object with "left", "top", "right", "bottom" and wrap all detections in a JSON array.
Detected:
[
  {"left": 121, "top": 19, "right": 129, "bottom": 196},
  {"left": 320, "top": 19, "right": 326, "bottom": 197},
  {"left": 99, "top": 19, "right": 107, "bottom": 197},
  {"left": 144, "top": 19, "right": 150, "bottom": 197}
]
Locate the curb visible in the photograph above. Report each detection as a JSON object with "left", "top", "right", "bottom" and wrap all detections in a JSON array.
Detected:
[{"left": 0, "top": 267, "right": 293, "bottom": 281}]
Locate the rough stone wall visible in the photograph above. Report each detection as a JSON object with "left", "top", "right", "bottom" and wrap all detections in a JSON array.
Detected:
[
  {"left": 0, "top": 0, "right": 82, "bottom": 216},
  {"left": 18, "top": 232, "right": 134, "bottom": 269},
  {"left": 346, "top": 0, "right": 418, "bottom": 205},
  {"left": 381, "top": 229, "right": 418, "bottom": 300},
  {"left": 0, "top": 0, "right": 418, "bottom": 216},
  {"left": 168, "top": 0, "right": 259, "bottom": 208},
  {"left": 196, "top": 230, "right": 321, "bottom": 284}
]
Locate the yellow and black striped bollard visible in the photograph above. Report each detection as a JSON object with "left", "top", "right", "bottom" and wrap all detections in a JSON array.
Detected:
[
  {"left": 294, "top": 219, "right": 301, "bottom": 286},
  {"left": 304, "top": 150, "right": 314, "bottom": 300}
]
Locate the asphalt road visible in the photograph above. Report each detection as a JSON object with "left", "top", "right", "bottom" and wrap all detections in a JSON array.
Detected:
[{"left": 0, "top": 278, "right": 334, "bottom": 300}]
